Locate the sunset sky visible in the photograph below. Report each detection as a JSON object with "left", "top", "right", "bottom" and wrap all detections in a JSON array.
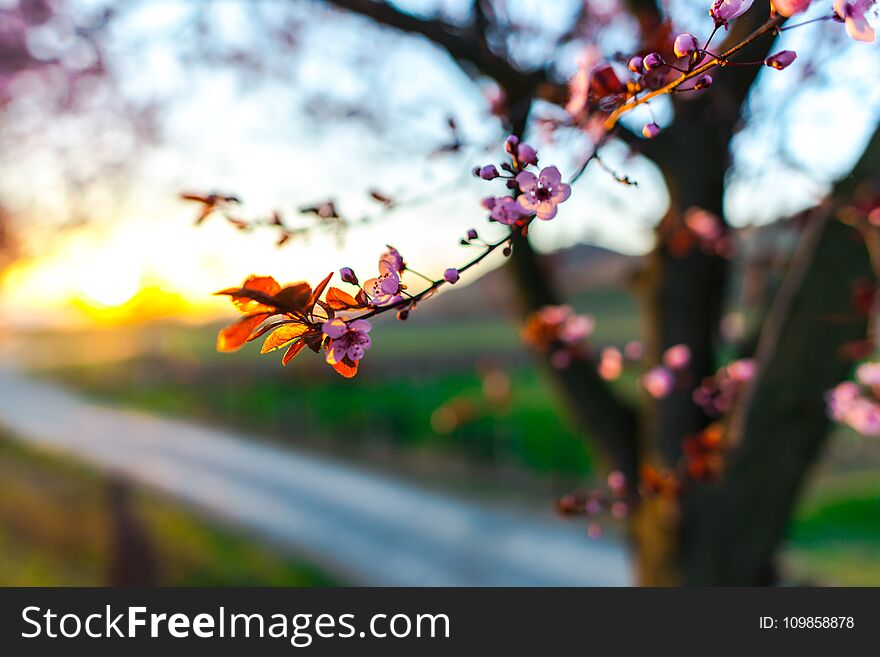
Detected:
[{"left": 0, "top": 0, "right": 877, "bottom": 328}]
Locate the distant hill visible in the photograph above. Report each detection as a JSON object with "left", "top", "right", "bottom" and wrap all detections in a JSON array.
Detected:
[{"left": 410, "top": 243, "right": 642, "bottom": 323}]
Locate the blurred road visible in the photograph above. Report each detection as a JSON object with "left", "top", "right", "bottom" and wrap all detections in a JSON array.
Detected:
[{"left": 0, "top": 366, "right": 630, "bottom": 586}]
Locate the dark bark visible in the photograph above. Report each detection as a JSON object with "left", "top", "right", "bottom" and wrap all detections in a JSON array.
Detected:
[{"left": 677, "top": 127, "right": 880, "bottom": 585}]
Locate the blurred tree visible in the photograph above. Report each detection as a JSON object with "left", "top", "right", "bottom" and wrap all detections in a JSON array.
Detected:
[{"left": 296, "top": 0, "right": 879, "bottom": 585}]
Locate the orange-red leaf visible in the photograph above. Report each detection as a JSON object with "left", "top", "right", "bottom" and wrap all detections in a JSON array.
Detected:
[
  {"left": 219, "top": 276, "right": 281, "bottom": 314},
  {"left": 281, "top": 340, "right": 307, "bottom": 365},
  {"left": 261, "top": 323, "right": 309, "bottom": 353},
  {"left": 307, "top": 272, "right": 334, "bottom": 311},
  {"left": 331, "top": 359, "right": 359, "bottom": 378},
  {"left": 326, "top": 287, "right": 361, "bottom": 310},
  {"left": 217, "top": 313, "right": 270, "bottom": 352},
  {"left": 273, "top": 282, "right": 312, "bottom": 312}
]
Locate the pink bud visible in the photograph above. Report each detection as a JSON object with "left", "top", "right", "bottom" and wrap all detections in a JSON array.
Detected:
[
  {"left": 694, "top": 74, "right": 713, "bottom": 90},
  {"left": 673, "top": 33, "right": 698, "bottom": 58},
  {"left": 504, "top": 135, "right": 520, "bottom": 154},
  {"left": 773, "top": 0, "right": 812, "bottom": 18},
  {"left": 663, "top": 344, "right": 692, "bottom": 370},
  {"left": 517, "top": 143, "right": 538, "bottom": 166},
  {"left": 339, "top": 267, "right": 358, "bottom": 285},
  {"left": 764, "top": 50, "right": 797, "bottom": 70},
  {"left": 466, "top": 228, "right": 478, "bottom": 240},
  {"left": 444, "top": 268, "right": 460, "bottom": 284},
  {"left": 643, "top": 366, "right": 675, "bottom": 399},
  {"left": 477, "top": 165, "right": 499, "bottom": 180},
  {"left": 627, "top": 56, "right": 643, "bottom": 73},
  {"left": 710, "top": 0, "right": 755, "bottom": 24},
  {"left": 642, "top": 122, "right": 661, "bottom": 139},
  {"left": 480, "top": 196, "right": 497, "bottom": 210},
  {"left": 643, "top": 52, "right": 665, "bottom": 71}
]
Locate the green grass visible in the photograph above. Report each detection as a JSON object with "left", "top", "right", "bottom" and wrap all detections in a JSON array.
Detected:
[
  {"left": 786, "top": 473, "right": 880, "bottom": 585},
  {"left": 0, "top": 434, "right": 334, "bottom": 586}
]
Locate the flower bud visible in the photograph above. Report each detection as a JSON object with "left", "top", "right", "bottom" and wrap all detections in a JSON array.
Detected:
[
  {"left": 504, "top": 134, "right": 520, "bottom": 154},
  {"left": 627, "top": 56, "right": 643, "bottom": 73},
  {"left": 764, "top": 50, "right": 797, "bottom": 70},
  {"left": 466, "top": 228, "right": 479, "bottom": 240},
  {"left": 642, "top": 122, "right": 661, "bottom": 139},
  {"left": 478, "top": 164, "right": 500, "bottom": 180},
  {"left": 516, "top": 143, "right": 538, "bottom": 166},
  {"left": 694, "top": 74, "right": 713, "bottom": 90},
  {"left": 397, "top": 309, "right": 409, "bottom": 321},
  {"left": 642, "top": 52, "right": 665, "bottom": 71},
  {"left": 339, "top": 267, "right": 358, "bottom": 285},
  {"left": 480, "top": 196, "right": 497, "bottom": 210},
  {"left": 673, "top": 33, "right": 698, "bottom": 58},
  {"left": 444, "top": 268, "right": 460, "bottom": 284}
]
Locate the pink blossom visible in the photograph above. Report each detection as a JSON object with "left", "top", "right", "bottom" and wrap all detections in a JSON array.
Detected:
[
  {"left": 607, "top": 470, "right": 627, "bottom": 492},
  {"left": 825, "top": 381, "right": 861, "bottom": 421},
  {"left": 516, "top": 166, "right": 572, "bottom": 220},
  {"left": 643, "top": 366, "right": 675, "bottom": 398},
  {"left": 560, "top": 314, "right": 595, "bottom": 343},
  {"left": 599, "top": 347, "right": 624, "bottom": 380},
  {"left": 834, "top": 0, "right": 876, "bottom": 42},
  {"left": 364, "top": 248, "right": 406, "bottom": 306},
  {"left": 856, "top": 361, "right": 880, "bottom": 385},
  {"left": 710, "top": 0, "right": 754, "bottom": 24},
  {"left": 489, "top": 196, "right": 529, "bottom": 225},
  {"left": 845, "top": 398, "right": 880, "bottom": 435},
  {"left": 381, "top": 246, "right": 405, "bottom": 273},
  {"left": 444, "top": 268, "right": 460, "bottom": 284},
  {"left": 773, "top": 0, "right": 812, "bottom": 16},
  {"left": 322, "top": 318, "right": 372, "bottom": 364},
  {"left": 517, "top": 143, "right": 538, "bottom": 166},
  {"left": 663, "top": 344, "right": 692, "bottom": 370},
  {"left": 764, "top": 50, "right": 797, "bottom": 70},
  {"left": 727, "top": 358, "right": 756, "bottom": 382},
  {"left": 673, "top": 33, "right": 698, "bottom": 58},
  {"left": 642, "top": 122, "right": 661, "bottom": 139}
]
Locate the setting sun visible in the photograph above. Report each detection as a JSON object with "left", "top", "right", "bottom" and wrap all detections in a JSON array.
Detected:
[{"left": 75, "top": 255, "right": 142, "bottom": 309}]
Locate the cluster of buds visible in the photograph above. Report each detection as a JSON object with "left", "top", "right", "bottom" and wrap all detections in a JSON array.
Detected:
[
  {"left": 557, "top": 470, "right": 631, "bottom": 539},
  {"left": 563, "top": 0, "right": 875, "bottom": 150},
  {"left": 826, "top": 361, "right": 880, "bottom": 436},
  {"left": 521, "top": 305, "right": 595, "bottom": 370},
  {"left": 640, "top": 344, "right": 692, "bottom": 399},
  {"left": 693, "top": 358, "right": 757, "bottom": 416}
]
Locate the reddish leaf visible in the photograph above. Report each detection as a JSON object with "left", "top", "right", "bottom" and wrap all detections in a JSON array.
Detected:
[
  {"left": 326, "top": 287, "right": 361, "bottom": 310},
  {"left": 261, "top": 323, "right": 309, "bottom": 353},
  {"left": 217, "top": 276, "right": 282, "bottom": 314},
  {"left": 273, "top": 282, "right": 312, "bottom": 312},
  {"left": 331, "top": 359, "right": 359, "bottom": 378},
  {"left": 281, "top": 340, "right": 307, "bottom": 365},
  {"left": 217, "top": 313, "right": 270, "bottom": 352},
  {"left": 307, "top": 272, "right": 334, "bottom": 311}
]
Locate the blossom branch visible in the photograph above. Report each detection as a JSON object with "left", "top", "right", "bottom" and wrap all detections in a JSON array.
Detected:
[{"left": 602, "top": 15, "right": 784, "bottom": 132}]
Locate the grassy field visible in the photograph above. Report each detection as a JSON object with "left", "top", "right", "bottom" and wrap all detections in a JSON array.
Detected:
[
  {"left": 9, "top": 283, "right": 880, "bottom": 585},
  {"left": 0, "top": 433, "right": 334, "bottom": 586}
]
